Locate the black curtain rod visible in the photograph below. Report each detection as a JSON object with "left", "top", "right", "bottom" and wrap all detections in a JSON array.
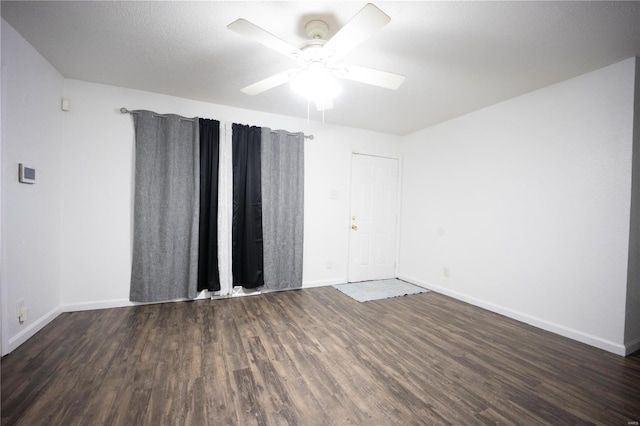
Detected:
[{"left": 120, "top": 107, "right": 314, "bottom": 140}]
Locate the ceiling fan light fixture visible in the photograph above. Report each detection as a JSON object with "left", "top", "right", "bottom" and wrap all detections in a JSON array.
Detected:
[{"left": 290, "top": 65, "right": 342, "bottom": 102}]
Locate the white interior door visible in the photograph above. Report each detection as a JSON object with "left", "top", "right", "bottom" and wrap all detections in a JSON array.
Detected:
[{"left": 348, "top": 154, "right": 399, "bottom": 282}]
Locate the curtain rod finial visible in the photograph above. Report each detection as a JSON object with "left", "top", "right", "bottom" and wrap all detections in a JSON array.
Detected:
[{"left": 120, "top": 107, "right": 129, "bottom": 114}]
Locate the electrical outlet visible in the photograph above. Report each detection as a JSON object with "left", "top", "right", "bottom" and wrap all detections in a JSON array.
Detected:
[
  {"left": 19, "top": 306, "right": 28, "bottom": 323},
  {"left": 443, "top": 267, "right": 450, "bottom": 278},
  {"left": 17, "top": 300, "right": 27, "bottom": 323}
]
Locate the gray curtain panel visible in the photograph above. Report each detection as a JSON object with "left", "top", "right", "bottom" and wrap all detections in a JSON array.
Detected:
[
  {"left": 261, "top": 128, "right": 304, "bottom": 290},
  {"left": 130, "top": 111, "right": 200, "bottom": 303}
]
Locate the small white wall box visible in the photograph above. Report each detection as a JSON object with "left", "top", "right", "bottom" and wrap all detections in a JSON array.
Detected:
[{"left": 18, "top": 163, "right": 36, "bottom": 184}]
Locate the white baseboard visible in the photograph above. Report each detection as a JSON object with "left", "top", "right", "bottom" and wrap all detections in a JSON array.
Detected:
[
  {"left": 397, "top": 274, "right": 627, "bottom": 357},
  {"left": 624, "top": 335, "right": 640, "bottom": 356},
  {"left": 61, "top": 298, "right": 134, "bottom": 312},
  {"left": 303, "top": 278, "right": 346, "bottom": 288},
  {"left": 7, "top": 305, "right": 62, "bottom": 354},
  {"left": 61, "top": 289, "right": 221, "bottom": 312}
]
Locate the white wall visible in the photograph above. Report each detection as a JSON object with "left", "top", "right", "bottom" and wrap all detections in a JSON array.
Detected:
[
  {"left": 60, "top": 79, "right": 400, "bottom": 309},
  {"left": 398, "top": 58, "right": 637, "bottom": 355},
  {"left": 1, "top": 20, "right": 64, "bottom": 354},
  {"left": 625, "top": 57, "right": 640, "bottom": 351}
]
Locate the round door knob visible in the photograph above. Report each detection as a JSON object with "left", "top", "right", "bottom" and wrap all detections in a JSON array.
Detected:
[{"left": 351, "top": 225, "right": 358, "bottom": 230}]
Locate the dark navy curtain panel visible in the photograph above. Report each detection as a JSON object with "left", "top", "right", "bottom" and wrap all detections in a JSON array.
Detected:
[
  {"left": 231, "top": 123, "right": 264, "bottom": 289},
  {"left": 198, "top": 119, "right": 221, "bottom": 292},
  {"left": 130, "top": 111, "right": 200, "bottom": 303}
]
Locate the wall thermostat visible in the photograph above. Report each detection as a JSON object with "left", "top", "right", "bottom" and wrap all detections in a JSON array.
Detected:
[{"left": 18, "top": 163, "right": 36, "bottom": 184}]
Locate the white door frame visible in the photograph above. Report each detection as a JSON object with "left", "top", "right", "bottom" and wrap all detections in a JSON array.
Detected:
[{"left": 347, "top": 152, "right": 402, "bottom": 282}]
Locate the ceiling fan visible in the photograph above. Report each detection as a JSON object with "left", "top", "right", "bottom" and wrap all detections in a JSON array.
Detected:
[{"left": 227, "top": 3, "right": 405, "bottom": 111}]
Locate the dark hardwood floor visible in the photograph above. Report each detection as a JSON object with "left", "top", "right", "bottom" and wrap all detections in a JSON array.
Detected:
[{"left": 2, "top": 286, "right": 640, "bottom": 425}]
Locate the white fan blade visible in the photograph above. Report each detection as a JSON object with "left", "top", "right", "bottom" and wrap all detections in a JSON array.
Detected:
[
  {"left": 241, "top": 69, "right": 298, "bottom": 95},
  {"left": 323, "top": 3, "right": 391, "bottom": 62},
  {"left": 228, "top": 19, "right": 302, "bottom": 58},
  {"left": 315, "top": 98, "right": 334, "bottom": 111},
  {"left": 339, "top": 65, "right": 405, "bottom": 90}
]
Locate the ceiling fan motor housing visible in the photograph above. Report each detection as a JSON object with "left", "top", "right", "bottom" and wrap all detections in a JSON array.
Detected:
[
  {"left": 300, "top": 20, "right": 330, "bottom": 61},
  {"left": 305, "top": 20, "right": 330, "bottom": 39}
]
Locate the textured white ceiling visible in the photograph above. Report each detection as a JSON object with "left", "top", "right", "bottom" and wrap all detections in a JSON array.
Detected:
[{"left": 2, "top": 1, "right": 640, "bottom": 135}]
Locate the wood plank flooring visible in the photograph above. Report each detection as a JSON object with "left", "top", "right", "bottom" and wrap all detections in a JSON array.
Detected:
[{"left": 2, "top": 286, "right": 640, "bottom": 425}]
